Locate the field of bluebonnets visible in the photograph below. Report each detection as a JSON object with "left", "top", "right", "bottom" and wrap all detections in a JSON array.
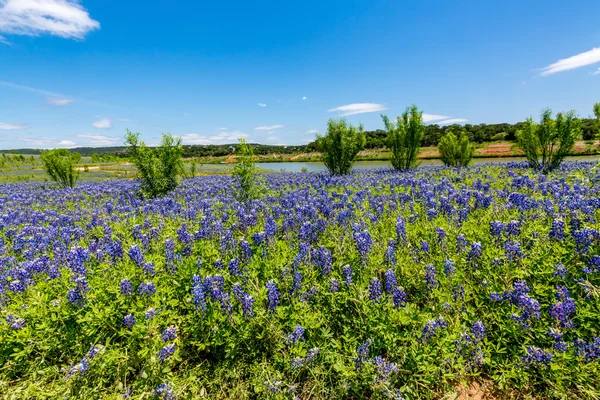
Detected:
[{"left": 2, "top": 161, "right": 600, "bottom": 399}]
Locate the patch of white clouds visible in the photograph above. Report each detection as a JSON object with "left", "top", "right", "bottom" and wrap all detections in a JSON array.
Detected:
[
  {"left": 257, "top": 103, "right": 267, "bottom": 107},
  {"left": 47, "top": 96, "right": 73, "bottom": 106},
  {"left": 328, "top": 103, "right": 387, "bottom": 116},
  {"left": 180, "top": 130, "right": 247, "bottom": 145},
  {"left": 0, "top": 122, "right": 27, "bottom": 130},
  {"left": 77, "top": 134, "right": 120, "bottom": 146},
  {"left": 255, "top": 124, "right": 284, "bottom": 131},
  {"left": 92, "top": 119, "right": 112, "bottom": 129},
  {"left": 540, "top": 48, "right": 600, "bottom": 76}
]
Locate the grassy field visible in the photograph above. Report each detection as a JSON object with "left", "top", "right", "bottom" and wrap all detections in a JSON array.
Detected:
[{"left": 1, "top": 162, "right": 600, "bottom": 399}]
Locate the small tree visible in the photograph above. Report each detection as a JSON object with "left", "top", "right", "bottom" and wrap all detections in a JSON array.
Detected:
[
  {"left": 382, "top": 105, "right": 425, "bottom": 171},
  {"left": 316, "top": 119, "right": 365, "bottom": 175},
  {"left": 232, "top": 138, "right": 261, "bottom": 201},
  {"left": 125, "top": 130, "right": 184, "bottom": 197},
  {"left": 516, "top": 108, "right": 580, "bottom": 173},
  {"left": 438, "top": 130, "right": 475, "bottom": 167},
  {"left": 594, "top": 103, "right": 600, "bottom": 121},
  {"left": 40, "top": 148, "right": 79, "bottom": 188}
]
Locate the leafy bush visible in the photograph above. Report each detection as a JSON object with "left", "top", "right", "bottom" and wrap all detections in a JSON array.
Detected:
[
  {"left": 438, "top": 130, "right": 475, "bottom": 167},
  {"left": 594, "top": 102, "right": 600, "bottom": 121},
  {"left": 316, "top": 119, "right": 365, "bottom": 175},
  {"left": 125, "top": 130, "right": 184, "bottom": 197},
  {"left": 40, "top": 148, "right": 79, "bottom": 188},
  {"left": 382, "top": 105, "right": 425, "bottom": 171},
  {"left": 232, "top": 138, "right": 261, "bottom": 201},
  {"left": 516, "top": 108, "right": 580, "bottom": 173}
]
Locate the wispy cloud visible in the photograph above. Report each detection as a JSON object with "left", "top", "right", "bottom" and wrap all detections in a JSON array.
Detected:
[
  {"left": 77, "top": 134, "right": 120, "bottom": 146},
  {"left": 436, "top": 118, "right": 469, "bottom": 125},
  {"left": 306, "top": 129, "right": 319, "bottom": 134},
  {"left": 302, "top": 96, "right": 307, "bottom": 100},
  {"left": 47, "top": 96, "right": 74, "bottom": 106},
  {"left": 180, "top": 131, "right": 247, "bottom": 145},
  {"left": 0, "top": 34, "right": 10, "bottom": 45},
  {"left": 0, "top": 122, "right": 27, "bottom": 130},
  {"left": 0, "top": 0, "right": 100, "bottom": 39},
  {"left": 592, "top": 68, "right": 600, "bottom": 76},
  {"left": 92, "top": 119, "right": 112, "bottom": 129},
  {"left": 422, "top": 113, "right": 449, "bottom": 123},
  {"left": 255, "top": 124, "right": 284, "bottom": 131},
  {"left": 257, "top": 103, "right": 267, "bottom": 107},
  {"left": 540, "top": 48, "right": 600, "bottom": 76},
  {"left": 20, "top": 137, "right": 77, "bottom": 148},
  {"left": 328, "top": 103, "right": 388, "bottom": 116}
]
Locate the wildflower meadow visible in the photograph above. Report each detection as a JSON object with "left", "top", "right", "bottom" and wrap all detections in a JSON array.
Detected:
[{"left": 1, "top": 162, "right": 600, "bottom": 399}]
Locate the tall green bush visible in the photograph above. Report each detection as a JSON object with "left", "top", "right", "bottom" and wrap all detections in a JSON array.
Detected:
[
  {"left": 438, "top": 130, "right": 475, "bottom": 167},
  {"left": 125, "top": 130, "right": 184, "bottom": 197},
  {"left": 594, "top": 102, "right": 600, "bottom": 121},
  {"left": 382, "top": 105, "right": 425, "bottom": 171},
  {"left": 232, "top": 138, "right": 261, "bottom": 201},
  {"left": 40, "top": 148, "right": 79, "bottom": 188},
  {"left": 317, "top": 119, "right": 365, "bottom": 175},
  {"left": 516, "top": 108, "right": 580, "bottom": 173}
]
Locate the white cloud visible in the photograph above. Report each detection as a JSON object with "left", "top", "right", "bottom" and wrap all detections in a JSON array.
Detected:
[
  {"left": 180, "top": 131, "right": 247, "bottom": 145},
  {"left": 306, "top": 129, "right": 319, "bottom": 134},
  {"left": 0, "top": 122, "right": 27, "bottom": 130},
  {"left": 328, "top": 103, "right": 388, "bottom": 116},
  {"left": 540, "top": 48, "right": 600, "bottom": 76},
  {"left": 0, "top": 34, "right": 9, "bottom": 44},
  {"left": 219, "top": 127, "right": 227, "bottom": 130},
  {"left": 302, "top": 96, "right": 307, "bottom": 100},
  {"left": 436, "top": 118, "right": 469, "bottom": 125},
  {"left": 116, "top": 117, "right": 131, "bottom": 122},
  {"left": 47, "top": 96, "right": 73, "bottom": 106},
  {"left": 21, "top": 137, "right": 77, "bottom": 148},
  {"left": 77, "top": 134, "right": 119, "bottom": 146},
  {"left": 257, "top": 103, "right": 267, "bottom": 107},
  {"left": 265, "top": 135, "right": 281, "bottom": 141},
  {"left": 92, "top": 118, "right": 112, "bottom": 129},
  {"left": 422, "top": 113, "right": 449, "bottom": 123},
  {"left": 0, "top": 0, "right": 100, "bottom": 39},
  {"left": 592, "top": 68, "right": 600, "bottom": 76},
  {"left": 254, "top": 124, "right": 284, "bottom": 131}
]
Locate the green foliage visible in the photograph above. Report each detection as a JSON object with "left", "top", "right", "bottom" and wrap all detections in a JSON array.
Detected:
[
  {"left": 125, "top": 130, "right": 184, "bottom": 197},
  {"left": 316, "top": 119, "right": 365, "bottom": 175},
  {"left": 594, "top": 102, "right": 600, "bottom": 120},
  {"left": 382, "top": 105, "right": 426, "bottom": 171},
  {"left": 438, "top": 130, "right": 475, "bottom": 167},
  {"left": 39, "top": 148, "right": 79, "bottom": 188},
  {"left": 516, "top": 108, "right": 580, "bottom": 173},
  {"left": 232, "top": 138, "right": 262, "bottom": 201}
]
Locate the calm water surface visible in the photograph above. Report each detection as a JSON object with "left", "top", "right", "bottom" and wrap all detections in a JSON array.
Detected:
[{"left": 256, "top": 156, "right": 600, "bottom": 173}]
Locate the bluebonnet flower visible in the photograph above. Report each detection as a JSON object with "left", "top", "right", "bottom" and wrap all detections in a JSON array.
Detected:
[
  {"left": 369, "top": 277, "right": 383, "bottom": 303},
  {"left": 456, "top": 234, "right": 467, "bottom": 253},
  {"left": 228, "top": 258, "right": 242, "bottom": 276},
  {"left": 471, "top": 321, "right": 486, "bottom": 341},
  {"left": 145, "top": 308, "right": 157, "bottom": 320},
  {"left": 553, "top": 263, "right": 567, "bottom": 278},
  {"left": 291, "top": 348, "right": 319, "bottom": 369},
  {"left": 122, "top": 314, "right": 136, "bottom": 329},
  {"left": 504, "top": 241, "right": 523, "bottom": 262},
  {"left": 343, "top": 265, "right": 353, "bottom": 286},
  {"left": 521, "top": 346, "right": 553, "bottom": 367},
  {"left": 191, "top": 275, "right": 206, "bottom": 311},
  {"left": 329, "top": 278, "right": 339, "bottom": 293},
  {"left": 435, "top": 227, "right": 446, "bottom": 244},
  {"left": 549, "top": 285, "right": 576, "bottom": 329},
  {"left": 354, "top": 339, "right": 372, "bottom": 368},
  {"left": 158, "top": 343, "right": 176, "bottom": 363},
  {"left": 287, "top": 325, "right": 305, "bottom": 345},
  {"left": 396, "top": 216, "right": 407, "bottom": 243},
  {"left": 67, "top": 276, "right": 90, "bottom": 307},
  {"left": 574, "top": 337, "right": 600, "bottom": 362},
  {"left": 384, "top": 269, "right": 397, "bottom": 293},
  {"left": 392, "top": 288, "right": 407, "bottom": 307},
  {"left": 453, "top": 284, "right": 465, "bottom": 303},
  {"left": 468, "top": 242, "right": 483, "bottom": 268},
  {"left": 153, "top": 383, "right": 175, "bottom": 399},
  {"left": 424, "top": 264, "right": 438, "bottom": 289},
  {"left": 161, "top": 326, "right": 177, "bottom": 342},
  {"left": 128, "top": 245, "right": 145, "bottom": 268},
  {"left": 143, "top": 262, "right": 155, "bottom": 276},
  {"left": 548, "top": 329, "right": 568, "bottom": 352},
  {"left": 266, "top": 280, "right": 281, "bottom": 312},
  {"left": 444, "top": 259, "right": 455, "bottom": 277},
  {"left": 371, "top": 356, "right": 399, "bottom": 382},
  {"left": 421, "top": 317, "right": 447, "bottom": 342},
  {"left": 120, "top": 279, "right": 133, "bottom": 296},
  {"left": 490, "top": 221, "right": 504, "bottom": 240},
  {"left": 384, "top": 240, "right": 396, "bottom": 265},
  {"left": 138, "top": 282, "right": 156, "bottom": 297},
  {"left": 354, "top": 229, "right": 372, "bottom": 261},
  {"left": 550, "top": 219, "right": 565, "bottom": 241},
  {"left": 420, "top": 240, "right": 430, "bottom": 254},
  {"left": 506, "top": 220, "right": 520, "bottom": 236},
  {"left": 312, "top": 246, "right": 332, "bottom": 276},
  {"left": 290, "top": 270, "right": 303, "bottom": 295},
  {"left": 65, "top": 347, "right": 101, "bottom": 379},
  {"left": 6, "top": 315, "right": 25, "bottom": 330}
]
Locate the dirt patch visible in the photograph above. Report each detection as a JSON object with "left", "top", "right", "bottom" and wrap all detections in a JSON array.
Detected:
[{"left": 452, "top": 381, "right": 496, "bottom": 400}]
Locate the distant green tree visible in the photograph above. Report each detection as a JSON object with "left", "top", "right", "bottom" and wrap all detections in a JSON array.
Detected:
[
  {"left": 382, "top": 105, "right": 425, "bottom": 171},
  {"left": 316, "top": 119, "right": 365, "bottom": 175},
  {"left": 232, "top": 138, "right": 261, "bottom": 201},
  {"left": 438, "top": 130, "right": 475, "bottom": 167},
  {"left": 125, "top": 130, "right": 184, "bottom": 197},
  {"left": 516, "top": 108, "right": 580, "bottom": 173},
  {"left": 594, "top": 103, "right": 600, "bottom": 121},
  {"left": 40, "top": 148, "right": 79, "bottom": 188}
]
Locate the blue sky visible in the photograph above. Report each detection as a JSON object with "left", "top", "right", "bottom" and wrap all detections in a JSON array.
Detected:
[{"left": 0, "top": 0, "right": 599, "bottom": 149}]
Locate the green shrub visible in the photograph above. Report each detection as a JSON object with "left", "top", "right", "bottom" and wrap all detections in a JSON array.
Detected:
[
  {"left": 232, "top": 138, "right": 261, "bottom": 201},
  {"left": 382, "top": 105, "right": 425, "bottom": 171},
  {"left": 594, "top": 102, "right": 600, "bottom": 121},
  {"left": 40, "top": 148, "right": 79, "bottom": 188},
  {"left": 317, "top": 119, "right": 365, "bottom": 175},
  {"left": 516, "top": 108, "right": 580, "bottom": 173},
  {"left": 125, "top": 130, "right": 184, "bottom": 197},
  {"left": 438, "top": 130, "right": 475, "bottom": 167}
]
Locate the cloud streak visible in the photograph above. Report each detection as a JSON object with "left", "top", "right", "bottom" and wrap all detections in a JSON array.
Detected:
[
  {"left": 257, "top": 103, "right": 266, "bottom": 107},
  {"left": 422, "top": 113, "right": 449, "bottom": 123},
  {"left": 180, "top": 131, "right": 247, "bottom": 145},
  {"left": 77, "top": 134, "right": 120, "bottom": 146},
  {"left": 328, "top": 103, "right": 388, "bottom": 116},
  {"left": 254, "top": 124, "right": 284, "bottom": 131},
  {"left": 436, "top": 118, "right": 469, "bottom": 125},
  {"left": 540, "top": 48, "right": 600, "bottom": 76},
  {"left": 0, "top": 0, "right": 100, "bottom": 39},
  {"left": 92, "top": 119, "right": 112, "bottom": 129},
  {"left": 0, "top": 122, "right": 27, "bottom": 130}
]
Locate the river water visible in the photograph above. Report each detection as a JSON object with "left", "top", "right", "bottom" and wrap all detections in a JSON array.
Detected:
[{"left": 256, "top": 156, "right": 600, "bottom": 173}]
